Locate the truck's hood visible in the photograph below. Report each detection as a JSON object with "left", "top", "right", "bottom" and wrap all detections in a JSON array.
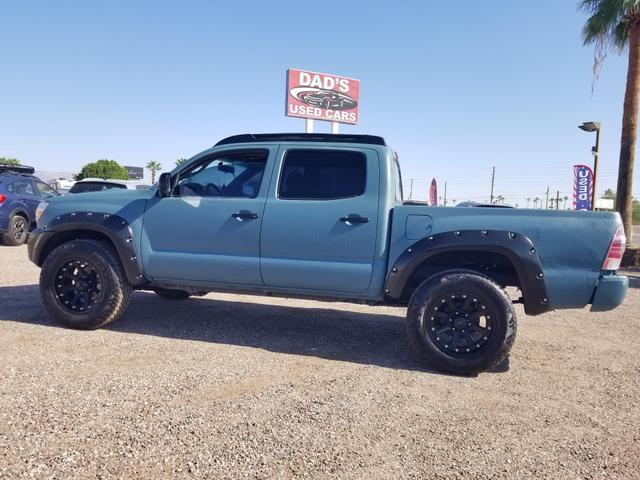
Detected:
[
  {"left": 52, "top": 188, "right": 155, "bottom": 206},
  {"left": 39, "top": 188, "right": 156, "bottom": 228}
]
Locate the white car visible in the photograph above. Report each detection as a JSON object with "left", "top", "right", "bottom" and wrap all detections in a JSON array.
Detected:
[{"left": 68, "top": 178, "right": 149, "bottom": 194}]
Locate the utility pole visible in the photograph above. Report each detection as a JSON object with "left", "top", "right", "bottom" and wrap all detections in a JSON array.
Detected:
[
  {"left": 545, "top": 186, "right": 550, "bottom": 210},
  {"left": 592, "top": 126, "right": 600, "bottom": 209},
  {"left": 444, "top": 182, "right": 447, "bottom": 206},
  {"left": 490, "top": 166, "right": 495, "bottom": 204},
  {"left": 578, "top": 122, "right": 601, "bottom": 211},
  {"left": 409, "top": 178, "right": 414, "bottom": 200},
  {"left": 556, "top": 190, "right": 560, "bottom": 210}
]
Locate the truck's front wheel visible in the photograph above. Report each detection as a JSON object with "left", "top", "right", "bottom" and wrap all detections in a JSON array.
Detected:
[
  {"left": 406, "top": 271, "right": 517, "bottom": 375},
  {"left": 40, "top": 239, "right": 133, "bottom": 330}
]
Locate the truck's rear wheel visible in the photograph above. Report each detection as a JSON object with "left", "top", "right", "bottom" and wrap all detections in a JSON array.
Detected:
[
  {"left": 40, "top": 239, "right": 132, "bottom": 330},
  {"left": 406, "top": 271, "right": 517, "bottom": 375}
]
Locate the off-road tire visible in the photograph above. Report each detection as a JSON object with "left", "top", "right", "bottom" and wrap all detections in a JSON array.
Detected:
[
  {"left": 2, "top": 215, "right": 29, "bottom": 246},
  {"left": 40, "top": 239, "right": 133, "bottom": 330},
  {"left": 406, "top": 270, "right": 517, "bottom": 375},
  {"left": 154, "top": 288, "right": 191, "bottom": 300}
]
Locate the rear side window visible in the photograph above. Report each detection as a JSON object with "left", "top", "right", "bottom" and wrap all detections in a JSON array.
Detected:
[
  {"left": 279, "top": 150, "right": 366, "bottom": 200},
  {"left": 7, "top": 180, "right": 35, "bottom": 196}
]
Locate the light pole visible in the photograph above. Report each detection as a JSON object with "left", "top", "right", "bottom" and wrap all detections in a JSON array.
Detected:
[{"left": 578, "top": 121, "right": 601, "bottom": 210}]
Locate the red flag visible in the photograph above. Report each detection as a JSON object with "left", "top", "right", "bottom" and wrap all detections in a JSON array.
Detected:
[{"left": 429, "top": 178, "right": 438, "bottom": 206}]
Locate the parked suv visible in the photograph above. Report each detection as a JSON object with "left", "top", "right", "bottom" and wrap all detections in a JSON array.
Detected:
[
  {"left": 27, "top": 134, "right": 629, "bottom": 374},
  {"left": 0, "top": 165, "right": 59, "bottom": 245}
]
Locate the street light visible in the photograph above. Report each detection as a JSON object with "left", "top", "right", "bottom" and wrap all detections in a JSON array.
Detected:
[{"left": 578, "top": 121, "right": 601, "bottom": 210}]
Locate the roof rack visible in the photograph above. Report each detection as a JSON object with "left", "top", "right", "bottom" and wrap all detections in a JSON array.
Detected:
[
  {"left": 0, "top": 164, "right": 35, "bottom": 175},
  {"left": 215, "top": 133, "right": 386, "bottom": 146}
]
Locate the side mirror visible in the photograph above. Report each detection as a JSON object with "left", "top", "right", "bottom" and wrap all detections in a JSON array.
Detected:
[{"left": 157, "top": 173, "right": 173, "bottom": 197}]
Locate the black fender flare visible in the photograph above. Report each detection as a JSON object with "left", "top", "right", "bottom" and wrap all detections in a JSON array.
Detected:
[
  {"left": 384, "top": 230, "right": 550, "bottom": 316},
  {"left": 31, "top": 211, "right": 146, "bottom": 286}
]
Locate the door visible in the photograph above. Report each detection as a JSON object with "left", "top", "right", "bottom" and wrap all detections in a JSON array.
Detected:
[
  {"left": 260, "top": 147, "right": 380, "bottom": 293},
  {"left": 8, "top": 179, "right": 40, "bottom": 224},
  {"left": 140, "top": 147, "right": 275, "bottom": 285}
]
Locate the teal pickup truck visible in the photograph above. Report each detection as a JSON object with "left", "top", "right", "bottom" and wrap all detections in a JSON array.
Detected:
[{"left": 27, "top": 134, "right": 628, "bottom": 374}]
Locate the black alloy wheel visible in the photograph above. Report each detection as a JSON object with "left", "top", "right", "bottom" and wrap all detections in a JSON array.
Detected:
[
  {"left": 424, "top": 292, "right": 495, "bottom": 357},
  {"left": 54, "top": 260, "right": 104, "bottom": 313}
]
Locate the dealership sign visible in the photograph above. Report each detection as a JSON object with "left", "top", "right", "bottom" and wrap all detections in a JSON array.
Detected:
[
  {"left": 286, "top": 68, "right": 360, "bottom": 125},
  {"left": 573, "top": 164, "right": 593, "bottom": 210},
  {"left": 124, "top": 166, "right": 144, "bottom": 180}
]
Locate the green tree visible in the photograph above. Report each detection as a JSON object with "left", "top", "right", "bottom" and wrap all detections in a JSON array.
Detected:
[
  {"left": 0, "top": 157, "right": 21, "bottom": 167},
  {"left": 176, "top": 158, "right": 188, "bottom": 166},
  {"left": 146, "top": 161, "right": 162, "bottom": 184},
  {"left": 76, "top": 159, "right": 128, "bottom": 180},
  {"left": 580, "top": 0, "right": 640, "bottom": 243}
]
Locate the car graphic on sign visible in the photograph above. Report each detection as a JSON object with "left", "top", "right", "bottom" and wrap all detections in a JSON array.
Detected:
[{"left": 299, "top": 89, "right": 358, "bottom": 110}]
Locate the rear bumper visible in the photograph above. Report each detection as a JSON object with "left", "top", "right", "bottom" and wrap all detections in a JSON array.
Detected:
[{"left": 590, "top": 274, "right": 628, "bottom": 312}]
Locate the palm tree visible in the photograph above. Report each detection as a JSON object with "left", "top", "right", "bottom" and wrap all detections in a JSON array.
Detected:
[
  {"left": 527, "top": 197, "right": 531, "bottom": 208},
  {"left": 549, "top": 198, "right": 555, "bottom": 210},
  {"left": 580, "top": 0, "right": 640, "bottom": 243},
  {"left": 496, "top": 195, "right": 505, "bottom": 204},
  {"left": 564, "top": 196, "right": 569, "bottom": 209},
  {"left": 534, "top": 197, "right": 540, "bottom": 209},
  {"left": 146, "top": 161, "right": 162, "bottom": 184},
  {"left": 176, "top": 158, "right": 188, "bottom": 166}
]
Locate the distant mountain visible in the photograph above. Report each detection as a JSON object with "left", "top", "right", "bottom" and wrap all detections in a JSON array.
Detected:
[{"left": 35, "top": 170, "right": 76, "bottom": 182}]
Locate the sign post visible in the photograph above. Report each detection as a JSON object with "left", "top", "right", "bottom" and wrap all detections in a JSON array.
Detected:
[
  {"left": 286, "top": 68, "right": 360, "bottom": 132},
  {"left": 305, "top": 118, "right": 314, "bottom": 134}
]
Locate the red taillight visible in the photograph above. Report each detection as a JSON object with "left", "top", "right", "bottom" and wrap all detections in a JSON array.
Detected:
[
  {"left": 0, "top": 194, "right": 6, "bottom": 205},
  {"left": 602, "top": 224, "right": 626, "bottom": 271}
]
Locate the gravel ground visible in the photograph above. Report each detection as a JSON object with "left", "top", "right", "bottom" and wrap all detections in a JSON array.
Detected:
[{"left": 1, "top": 245, "right": 639, "bottom": 479}]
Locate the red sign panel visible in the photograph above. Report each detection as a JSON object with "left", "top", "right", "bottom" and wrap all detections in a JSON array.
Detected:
[{"left": 286, "top": 68, "right": 360, "bottom": 125}]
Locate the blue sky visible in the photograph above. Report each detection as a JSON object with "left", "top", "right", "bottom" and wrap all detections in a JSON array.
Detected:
[{"left": 0, "top": 0, "right": 637, "bottom": 206}]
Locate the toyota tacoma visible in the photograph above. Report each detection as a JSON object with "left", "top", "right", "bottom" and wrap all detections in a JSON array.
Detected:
[{"left": 28, "top": 133, "right": 629, "bottom": 374}]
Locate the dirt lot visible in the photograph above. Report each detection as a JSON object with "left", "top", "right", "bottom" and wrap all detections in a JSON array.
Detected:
[{"left": 1, "top": 245, "right": 639, "bottom": 479}]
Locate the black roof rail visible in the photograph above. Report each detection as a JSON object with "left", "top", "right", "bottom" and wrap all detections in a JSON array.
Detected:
[
  {"left": 0, "top": 164, "right": 35, "bottom": 175},
  {"left": 215, "top": 133, "right": 386, "bottom": 146}
]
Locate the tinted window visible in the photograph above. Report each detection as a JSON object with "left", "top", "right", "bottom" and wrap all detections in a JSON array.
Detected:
[
  {"left": 35, "top": 182, "right": 59, "bottom": 199},
  {"left": 70, "top": 182, "right": 127, "bottom": 193},
  {"left": 175, "top": 150, "right": 267, "bottom": 198},
  {"left": 279, "top": 150, "right": 366, "bottom": 200},
  {"left": 8, "top": 180, "right": 35, "bottom": 196}
]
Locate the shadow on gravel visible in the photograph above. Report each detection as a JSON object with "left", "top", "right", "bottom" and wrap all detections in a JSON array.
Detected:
[{"left": 0, "top": 284, "right": 509, "bottom": 375}]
